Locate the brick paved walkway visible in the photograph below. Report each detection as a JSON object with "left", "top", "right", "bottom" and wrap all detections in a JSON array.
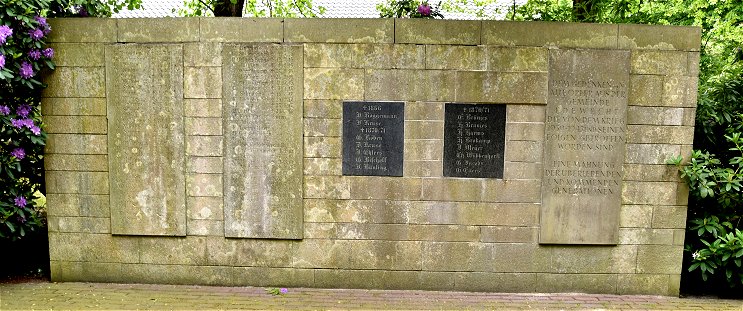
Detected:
[{"left": 1, "top": 281, "right": 742, "bottom": 310}]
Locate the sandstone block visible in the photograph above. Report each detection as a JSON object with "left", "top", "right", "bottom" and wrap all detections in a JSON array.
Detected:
[
  {"left": 396, "top": 19, "right": 480, "bottom": 45},
  {"left": 185, "top": 99, "right": 222, "bottom": 117},
  {"left": 43, "top": 67, "right": 105, "bottom": 98},
  {"left": 44, "top": 116, "right": 107, "bottom": 134},
  {"left": 488, "top": 46, "right": 548, "bottom": 72},
  {"left": 47, "top": 18, "right": 117, "bottom": 42},
  {"left": 365, "top": 69, "right": 456, "bottom": 101},
  {"left": 117, "top": 18, "right": 199, "bottom": 42},
  {"left": 46, "top": 171, "right": 109, "bottom": 194},
  {"left": 622, "top": 181, "right": 677, "bottom": 205},
  {"left": 45, "top": 194, "right": 110, "bottom": 217},
  {"left": 184, "top": 43, "right": 222, "bottom": 66},
  {"left": 482, "top": 21, "right": 617, "bottom": 49},
  {"left": 49, "top": 43, "right": 104, "bottom": 67},
  {"left": 456, "top": 71, "right": 547, "bottom": 104},
  {"left": 44, "top": 154, "right": 108, "bottom": 172},
  {"left": 286, "top": 19, "right": 393, "bottom": 43},
  {"left": 41, "top": 98, "right": 106, "bottom": 116},
  {"left": 425, "top": 45, "right": 486, "bottom": 70},
  {"left": 304, "top": 68, "right": 364, "bottom": 100},
  {"left": 184, "top": 67, "right": 222, "bottom": 99},
  {"left": 200, "top": 18, "right": 282, "bottom": 42}
]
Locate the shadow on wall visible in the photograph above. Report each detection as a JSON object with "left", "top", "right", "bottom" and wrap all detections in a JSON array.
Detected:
[{"left": 0, "top": 228, "right": 50, "bottom": 281}]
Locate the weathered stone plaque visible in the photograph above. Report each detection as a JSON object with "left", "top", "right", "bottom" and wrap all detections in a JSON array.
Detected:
[
  {"left": 539, "top": 49, "right": 630, "bottom": 244},
  {"left": 223, "top": 44, "right": 303, "bottom": 239},
  {"left": 443, "top": 104, "right": 506, "bottom": 178},
  {"left": 106, "top": 44, "right": 186, "bottom": 236},
  {"left": 342, "top": 101, "right": 404, "bottom": 176}
]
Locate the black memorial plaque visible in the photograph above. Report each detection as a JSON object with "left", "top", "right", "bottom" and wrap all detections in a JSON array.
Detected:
[
  {"left": 342, "top": 101, "right": 404, "bottom": 176},
  {"left": 444, "top": 103, "right": 506, "bottom": 178}
]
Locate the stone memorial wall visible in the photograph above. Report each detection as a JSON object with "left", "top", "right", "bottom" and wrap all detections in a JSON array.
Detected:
[{"left": 43, "top": 18, "right": 699, "bottom": 296}]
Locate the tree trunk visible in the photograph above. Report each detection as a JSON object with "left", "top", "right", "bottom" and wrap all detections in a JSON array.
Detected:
[
  {"left": 572, "top": 0, "right": 593, "bottom": 21},
  {"left": 213, "top": 0, "right": 246, "bottom": 17}
]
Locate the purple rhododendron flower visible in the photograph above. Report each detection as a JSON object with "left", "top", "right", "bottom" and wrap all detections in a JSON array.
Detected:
[
  {"left": 279, "top": 288, "right": 288, "bottom": 294},
  {"left": 19, "top": 61, "right": 34, "bottom": 79},
  {"left": 42, "top": 48, "right": 54, "bottom": 59},
  {"left": 0, "top": 105, "right": 9, "bottom": 115},
  {"left": 30, "top": 125, "right": 41, "bottom": 135},
  {"left": 11, "top": 118, "right": 24, "bottom": 128},
  {"left": 0, "top": 54, "right": 5, "bottom": 68},
  {"left": 0, "top": 25, "right": 11, "bottom": 44},
  {"left": 21, "top": 118, "right": 34, "bottom": 128},
  {"left": 11, "top": 148, "right": 25, "bottom": 160},
  {"left": 34, "top": 16, "right": 48, "bottom": 28},
  {"left": 28, "top": 49, "right": 41, "bottom": 60},
  {"left": 14, "top": 196, "right": 27, "bottom": 207},
  {"left": 417, "top": 4, "right": 431, "bottom": 16},
  {"left": 28, "top": 28, "right": 44, "bottom": 40},
  {"left": 16, "top": 104, "right": 31, "bottom": 117}
]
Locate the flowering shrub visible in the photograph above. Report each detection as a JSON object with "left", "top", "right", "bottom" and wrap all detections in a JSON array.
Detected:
[
  {"left": 377, "top": 0, "right": 444, "bottom": 19},
  {"left": 0, "top": 0, "right": 54, "bottom": 240}
]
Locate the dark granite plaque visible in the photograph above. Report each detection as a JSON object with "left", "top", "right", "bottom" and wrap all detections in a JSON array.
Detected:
[
  {"left": 443, "top": 103, "right": 506, "bottom": 178},
  {"left": 342, "top": 101, "right": 404, "bottom": 176}
]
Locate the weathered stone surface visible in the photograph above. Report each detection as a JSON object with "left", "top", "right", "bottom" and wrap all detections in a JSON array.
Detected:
[
  {"left": 207, "top": 238, "right": 295, "bottom": 267},
  {"left": 185, "top": 67, "right": 222, "bottom": 99},
  {"left": 422, "top": 242, "right": 493, "bottom": 272},
  {"left": 456, "top": 72, "right": 548, "bottom": 104},
  {"left": 549, "top": 245, "right": 637, "bottom": 273},
  {"left": 47, "top": 18, "right": 117, "bottom": 43},
  {"left": 222, "top": 44, "right": 303, "bottom": 239},
  {"left": 636, "top": 245, "right": 684, "bottom": 274},
  {"left": 348, "top": 177, "right": 422, "bottom": 200},
  {"left": 184, "top": 43, "right": 222, "bottom": 67},
  {"left": 421, "top": 178, "right": 482, "bottom": 202},
  {"left": 482, "top": 179, "right": 541, "bottom": 203},
  {"left": 185, "top": 99, "right": 222, "bottom": 117},
  {"left": 45, "top": 194, "right": 110, "bottom": 217},
  {"left": 480, "top": 226, "right": 537, "bottom": 243},
  {"left": 314, "top": 269, "right": 385, "bottom": 289},
  {"left": 425, "top": 45, "right": 486, "bottom": 70},
  {"left": 230, "top": 267, "right": 314, "bottom": 287},
  {"left": 540, "top": 49, "right": 629, "bottom": 245},
  {"left": 305, "top": 223, "right": 479, "bottom": 242},
  {"left": 631, "top": 50, "right": 688, "bottom": 75},
  {"left": 490, "top": 243, "right": 550, "bottom": 273},
  {"left": 396, "top": 19, "right": 480, "bottom": 45},
  {"left": 48, "top": 43, "right": 104, "bottom": 67},
  {"left": 482, "top": 21, "right": 617, "bottom": 49},
  {"left": 48, "top": 216, "right": 110, "bottom": 234},
  {"left": 106, "top": 44, "right": 186, "bottom": 236},
  {"left": 304, "top": 68, "right": 364, "bottom": 100},
  {"left": 286, "top": 19, "right": 393, "bottom": 43},
  {"left": 618, "top": 24, "right": 701, "bottom": 51},
  {"left": 303, "top": 199, "right": 411, "bottom": 224},
  {"left": 405, "top": 102, "right": 444, "bottom": 120},
  {"left": 507, "top": 105, "right": 546, "bottom": 122},
  {"left": 619, "top": 228, "right": 675, "bottom": 245},
  {"left": 454, "top": 273, "right": 536, "bottom": 292},
  {"left": 44, "top": 116, "right": 107, "bottom": 134},
  {"left": 504, "top": 141, "right": 542, "bottom": 162},
  {"left": 405, "top": 121, "right": 443, "bottom": 140},
  {"left": 488, "top": 47, "right": 549, "bottom": 72},
  {"left": 622, "top": 181, "right": 677, "bottom": 205},
  {"left": 503, "top": 162, "right": 542, "bottom": 180},
  {"left": 186, "top": 174, "right": 223, "bottom": 197},
  {"left": 506, "top": 122, "right": 544, "bottom": 141},
  {"left": 304, "top": 118, "right": 342, "bottom": 137},
  {"left": 188, "top": 196, "right": 223, "bottom": 220},
  {"left": 304, "top": 100, "right": 342, "bottom": 118},
  {"left": 41, "top": 98, "right": 106, "bottom": 116},
  {"left": 187, "top": 156, "right": 223, "bottom": 174},
  {"left": 139, "top": 236, "right": 207, "bottom": 265},
  {"left": 49, "top": 233, "right": 139, "bottom": 263},
  {"left": 625, "top": 144, "right": 681, "bottom": 164},
  {"left": 186, "top": 136, "right": 223, "bottom": 157},
  {"left": 627, "top": 106, "right": 686, "bottom": 125},
  {"left": 185, "top": 118, "right": 222, "bottom": 136},
  {"left": 303, "top": 43, "right": 425, "bottom": 69},
  {"left": 45, "top": 154, "right": 108, "bottom": 172},
  {"left": 617, "top": 274, "right": 671, "bottom": 295},
  {"left": 652, "top": 206, "right": 687, "bottom": 229},
  {"left": 535, "top": 274, "right": 618, "bottom": 294},
  {"left": 619, "top": 205, "right": 653, "bottom": 228},
  {"left": 627, "top": 125, "right": 694, "bottom": 144},
  {"left": 404, "top": 140, "right": 443, "bottom": 161},
  {"left": 304, "top": 158, "right": 342, "bottom": 176},
  {"left": 366, "top": 69, "right": 456, "bottom": 102},
  {"left": 403, "top": 160, "right": 443, "bottom": 177},
  {"left": 201, "top": 18, "right": 282, "bottom": 42},
  {"left": 43, "top": 67, "right": 105, "bottom": 98},
  {"left": 304, "top": 137, "right": 341, "bottom": 158},
  {"left": 117, "top": 18, "right": 199, "bottom": 42},
  {"left": 628, "top": 74, "right": 663, "bottom": 106},
  {"left": 46, "top": 171, "right": 109, "bottom": 194},
  {"left": 410, "top": 202, "right": 540, "bottom": 226}
]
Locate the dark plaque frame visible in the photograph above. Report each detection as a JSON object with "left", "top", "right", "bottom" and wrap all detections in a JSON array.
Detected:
[
  {"left": 443, "top": 103, "right": 506, "bottom": 178},
  {"left": 342, "top": 101, "right": 404, "bottom": 176}
]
